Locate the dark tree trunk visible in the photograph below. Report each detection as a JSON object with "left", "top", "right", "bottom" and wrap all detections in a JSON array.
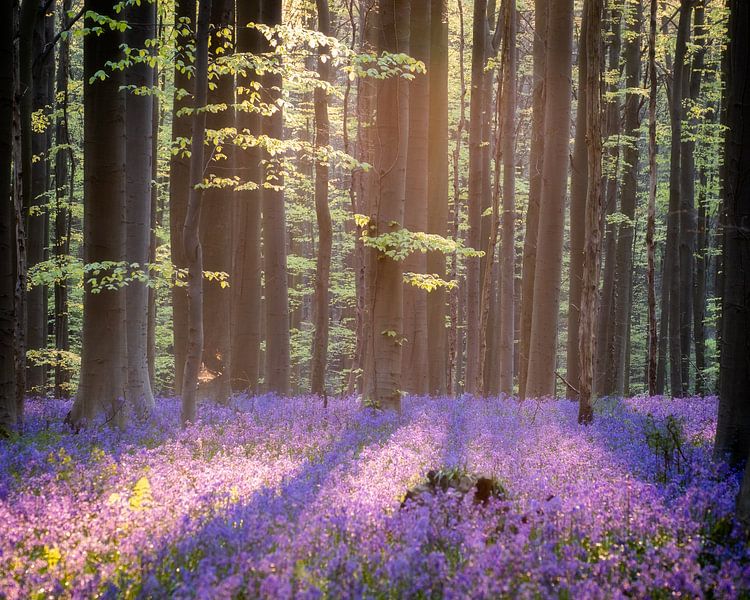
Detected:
[
  {"left": 525, "top": 0, "right": 573, "bottom": 398},
  {"left": 519, "top": 0, "right": 546, "bottom": 398},
  {"left": 401, "top": 0, "right": 430, "bottom": 395},
  {"left": 231, "top": 0, "right": 263, "bottom": 394},
  {"left": 426, "top": 0, "right": 449, "bottom": 396},
  {"left": 694, "top": 170, "right": 708, "bottom": 394},
  {"left": 362, "top": 0, "right": 410, "bottom": 410},
  {"left": 261, "top": 0, "right": 290, "bottom": 396},
  {"left": 181, "top": 0, "right": 211, "bottom": 424},
  {"left": 124, "top": 0, "right": 156, "bottom": 415},
  {"left": 69, "top": 0, "right": 127, "bottom": 427},
  {"left": 0, "top": 0, "right": 14, "bottom": 434},
  {"left": 169, "top": 0, "right": 195, "bottom": 396},
  {"left": 310, "top": 0, "right": 332, "bottom": 397},
  {"left": 646, "top": 0, "right": 657, "bottom": 396}
]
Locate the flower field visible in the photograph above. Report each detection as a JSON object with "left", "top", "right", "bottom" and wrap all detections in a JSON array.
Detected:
[{"left": 1, "top": 395, "right": 749, "bottom": 598}]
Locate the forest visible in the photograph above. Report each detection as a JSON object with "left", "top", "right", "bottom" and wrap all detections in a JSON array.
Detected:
[{"left": 1, "top": 0, "right": 750, "bottom": 596}]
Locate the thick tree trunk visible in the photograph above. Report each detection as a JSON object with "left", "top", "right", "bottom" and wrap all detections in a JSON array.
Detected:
[
  {"left": 465, "top": 0, "right": 488, "bottom": 395},
  {"left": 525, "top": 0, "right": 573, "bottom": 398},
  {"left": 310, "top": 0, "right": 332, "bottom": 397},
  {"left": 362, "top": 0, "right": 410, "bottom": 410},
  {"left": 578, "top": 0, "right": 603, "bottom": 425},
  {"left": 169, "top": 0, "right": 195, "bottom": 396},
  {"left": 518, "top": 0, "right": 546, "bottom": 399},
  {"left": 261, "top": 0, "right": 290, "bottom": 396},
  {"left": 714, "top": 0, "right": 750, "bottom": 468},
  {"left": 611, "top": 0, "right": 642, "bottom": 397},
  {"left": 124, "top": 0, "right": 156, "bottom": 416},
  {"left": 497, "top": 0, "right": 516, "bottom": 395},
  {"left": 566, "top": 4, "right": 588, "bottom": 399},
  {"left": 401, "top": 0, "right": 430, "bottom": 395},
  {"left": 0, "top": 0, "right": 14, "bottom": 434},
  {"left": 69, "top": 0, "right": 127, "bottom": 427},
  {"left": 181, "top": 0, "right": 211, "bottom": 424},
  {"left": 231, "top": 0, "right": 263, "bottom": 394},
  {"left": 426, "top": 0, "right": 449, "bottom": 396}
]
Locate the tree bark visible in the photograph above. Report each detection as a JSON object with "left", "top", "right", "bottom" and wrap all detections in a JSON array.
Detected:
[
  {"left": 525, "top": 0, "right": 573, "bottom": 398},
  {"left": 646, "top": 0, "right": 657, "bottom": 396}
]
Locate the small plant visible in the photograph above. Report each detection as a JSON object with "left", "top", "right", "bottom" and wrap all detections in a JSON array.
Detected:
[
  {"left": 401, "top": 466, "right": 507, "bottom": 507},
  {"left": 643, "top": 414, "right": 687, "bottom": 482}
]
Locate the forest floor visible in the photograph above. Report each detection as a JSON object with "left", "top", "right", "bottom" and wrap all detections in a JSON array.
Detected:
[{"left": 1, "top": 395, "right": 749, "bottom": 598}]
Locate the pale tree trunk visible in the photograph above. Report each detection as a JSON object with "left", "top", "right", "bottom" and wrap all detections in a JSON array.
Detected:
[
  {"left": 646, "top": 0, "right": 657, "bottom": 395},
  {"left": 497, "top": 0, "right": 516, "bottom": 395},
  {"left": 518, "top": 0, "right": 547, "bottom": 399},
  {"left": 169, "top": 0, "right": 195, "bottom": 395},
  {"left": 426, "top": 0, "right": 449, "bottom": 396},
  {"left": 200, "top": 0, "right": 234, "bottom": 403},
  {"left": 261, "top": 0, "right": 290, "bottom": 396},
  {"left": 566, "top": 4, "right": 588, "bottom": 399},
  {"left": 181, "top": 0, "right": 211, "bottom": 424},
  {"left": 525, "top": 0, "right": 573, "bottom": 399},
  {"left": 362, "top": 0, "right": 410, "bottom": 411},
  {"left": 464, "top": 0, "right": 488, "bottom": 395},
  {"left": 401, "top": 0, "right": 430, "bottom": 395},
  {"left": 611, "top": 0, "right": 642, "bottom": 397},
  {"left": 231, "top": 0, "right": 263, "bottom": 394},
  {"left": 124, "top": 0, "right": 156, "bottom": 416},
  {"left": 69, "top": 0, "right": 127, "bottom": 428},
  {"left": 0, "top": 0, "right": 14, "bottom": 434},
  {"left": 578, "top": 0, "right": 603, "bottom": 425},
  {"left": 310, "top": 0, "right": 332, "bottom": 397}
]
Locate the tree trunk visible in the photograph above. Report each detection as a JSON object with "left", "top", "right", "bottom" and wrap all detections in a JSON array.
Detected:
[
  {"left": 261, "top": 0, "right": 290, "bottom": 396},
  {"left": 465, "top": 0, "right": 488, "bottom": 395},
  {"left": 646, "top": 0, "right": 658, "bottom": 396},
  {"left": 200, "top": 0, "right": 234, "bottom": 403},
  {"left": 694, "top": 169, "right": 708, "bottom": 394},
  {"left": 181, "top": 0, "right": 211, "bottom": 424},
  {"left": 0, "top": 0, "right": 14, "bottom": 434},
  {"left": 578, "top": 0, "right": 603, "bottom": 425},
  {"left": 518, "top": 0, "right": 547, "bottom": 398},
  {"left": 497, "top": 0, "right": 516, "bottom": 395},
  {"left": 231, "top": 0, "right": 263, "bottom": 394},
  {"left": 124, "top": 0, "right": 156, "bottom": 415},
  {"left": 611, "top": 0, "right": 642, "bottom": 397},
  {"left": 362, "top": 0, "right": 410, "bottom": 410},
  {"left": 69, "top": 0, "right": 127, "bottom": 427},
  {"left": 525, "top": 0, "right": 573, "bottom": 398},
  {"left": 310, "top": 0, "right": 332, "bottom": 397},
  {"left": 169, "top": 0, "right": 195, "bottom": 396},
  {"left": 401, "top": 0, "right": 430, "bottom": 395}
]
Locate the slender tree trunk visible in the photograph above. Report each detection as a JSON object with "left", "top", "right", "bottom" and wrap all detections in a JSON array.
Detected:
[
  {"left": 310, "top": 0, "right": 332, "bottom": 397},
  {"left": 124, "top": 0, "right": 156, "bottom": 415},
  {"left": 169, "top": 0, "right": 195, "bottom": 396},
  {"left": 525, "top": 0, "right": 573, "bottom": 398},
  {"left": 694, "top": 169, "right": 708, "bottom": 394},
  {"left": 611, "top": 0, "right": 642, "bottom": 397},
  {"left": 0, "top": 0, "right": 14, "bottom": 434},
  {"left": 465, "top": 0, "right": 488, "bottom": 395},
  {"left": 646, "top": 0, "right": 657, "bottom": 392},
  {"left": 519, "top": 0, "right": 547, "bottom": 398},
  {"left": 69, "top": 0, "right": 127, "bottom": 427},
  {"left": 401, "top": 0, "right": 430, "bottom": 395},
  {"left": 362, "top": 0, "right": 410, "bottom": 410},
  {"left": 261, "top": 0, "right": 290, "bottom": 396},
  {"left": 497, "top": 0, "right": 516, "bottom": 395},
  {"left": 231, "top": 0, "right": 263, "bottom": 394},
  {"left": 181, "top": 0, "right": 211, "bottom": 424},
  {"left": 578, "top": 0, "right": 603, "bottom": 425},
  {"left": 566, "top": 3, "right": 588, "bottom": 399}
]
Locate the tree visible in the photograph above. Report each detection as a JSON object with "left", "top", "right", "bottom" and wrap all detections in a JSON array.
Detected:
[
  {"left": 181, "top": 0, "right": 212, "bottom": 424},
  {"left": 401, "top": 0, "right": 430, "bottom": 395},
  {"left": 261, "top": 0, "right": 290, "bottom": 396},
  {"left": 525, "top": 0, "right": 574, "bottom": 398},
  {"left": 124, "top": 0, "right": 156, "bottom": 415},
  {"left": 310, "top": 0, "right": 332, "bottom": 397},
  {"left": 426, "top": 0, "right": 449, "bottom": 396},
  {"left": 646, "top": 0, "right": 658, "bottom": 396},
  {"left": 519, "top": 0, "right": 547, "bottom": 399},
  {"left": 362, "top": 0, "right": 410, "bottom": 411},
  {"left": 68, "top": 0, "right": 127, "bottom": 427}
]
